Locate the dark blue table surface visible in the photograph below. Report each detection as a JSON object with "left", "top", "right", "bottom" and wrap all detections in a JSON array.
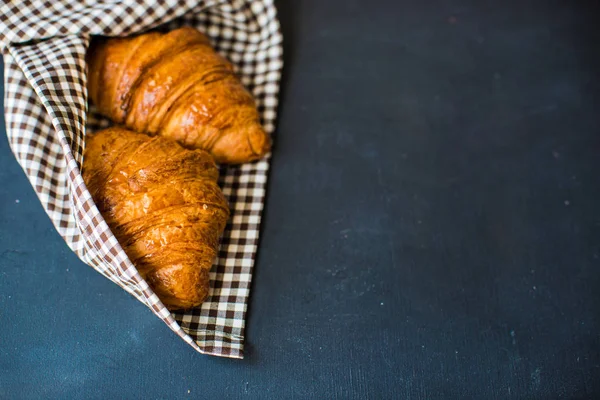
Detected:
[{"left": 1, "top": 1, "right": 599, "bottom": 399}]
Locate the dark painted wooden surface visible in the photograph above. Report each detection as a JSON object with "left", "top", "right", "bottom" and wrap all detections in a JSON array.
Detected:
[{"left": 1, "top": 1, "right": 599, "bottom": 398}]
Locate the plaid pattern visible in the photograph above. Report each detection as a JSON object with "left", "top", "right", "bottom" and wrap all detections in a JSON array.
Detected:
[{"left": 0, "top": 0, "right": 282, "bottom": 359}]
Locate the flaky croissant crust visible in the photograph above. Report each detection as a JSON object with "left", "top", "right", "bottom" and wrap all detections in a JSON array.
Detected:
[
  {"left": 83, "top": 127, "right": 230, "bottom": 310},
  {"left": 87, "top": 27, "right": 271, "bottom": 164}
]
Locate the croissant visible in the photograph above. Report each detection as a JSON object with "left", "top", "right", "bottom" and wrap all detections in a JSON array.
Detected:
[
  {"left": 87, "top": 27, "right": 271, "bottom": 164},
  {"left": 82, "top": 126, "right": 230, "bottom": 310}
]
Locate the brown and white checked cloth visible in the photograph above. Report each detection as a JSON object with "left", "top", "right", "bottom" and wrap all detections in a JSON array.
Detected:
[{"left": 0, "top": 0, "right": 283, "bottom": 359}]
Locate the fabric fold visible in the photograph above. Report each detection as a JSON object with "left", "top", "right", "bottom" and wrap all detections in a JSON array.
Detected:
[{"left": 1, "top": 0, "right": 282, "bottom": 359}]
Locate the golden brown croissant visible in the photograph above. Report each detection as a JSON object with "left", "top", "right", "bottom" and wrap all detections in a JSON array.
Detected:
[
  {"left": 82, "top": 126, "right": 230, "bottom": 310},
  {"left": 87, "top": 27, "right": 271, "bottom": 164}
]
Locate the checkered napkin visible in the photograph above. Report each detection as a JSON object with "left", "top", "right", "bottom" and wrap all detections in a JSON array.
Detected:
[{"left": 0, "top": 0, "right": 282, "bottom": 359}]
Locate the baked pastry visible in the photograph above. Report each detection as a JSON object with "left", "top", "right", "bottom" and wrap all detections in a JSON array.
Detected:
[
  {"left": 87, "top": 27, "right": 270, "bottom": 164},
  {"left": 82, "top": 126, "right": 230, "bottom": 310}
]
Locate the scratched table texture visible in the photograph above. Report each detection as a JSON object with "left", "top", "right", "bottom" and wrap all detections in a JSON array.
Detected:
[{"left": 1, "top": 1, "right": 600, "bottom": 399}]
